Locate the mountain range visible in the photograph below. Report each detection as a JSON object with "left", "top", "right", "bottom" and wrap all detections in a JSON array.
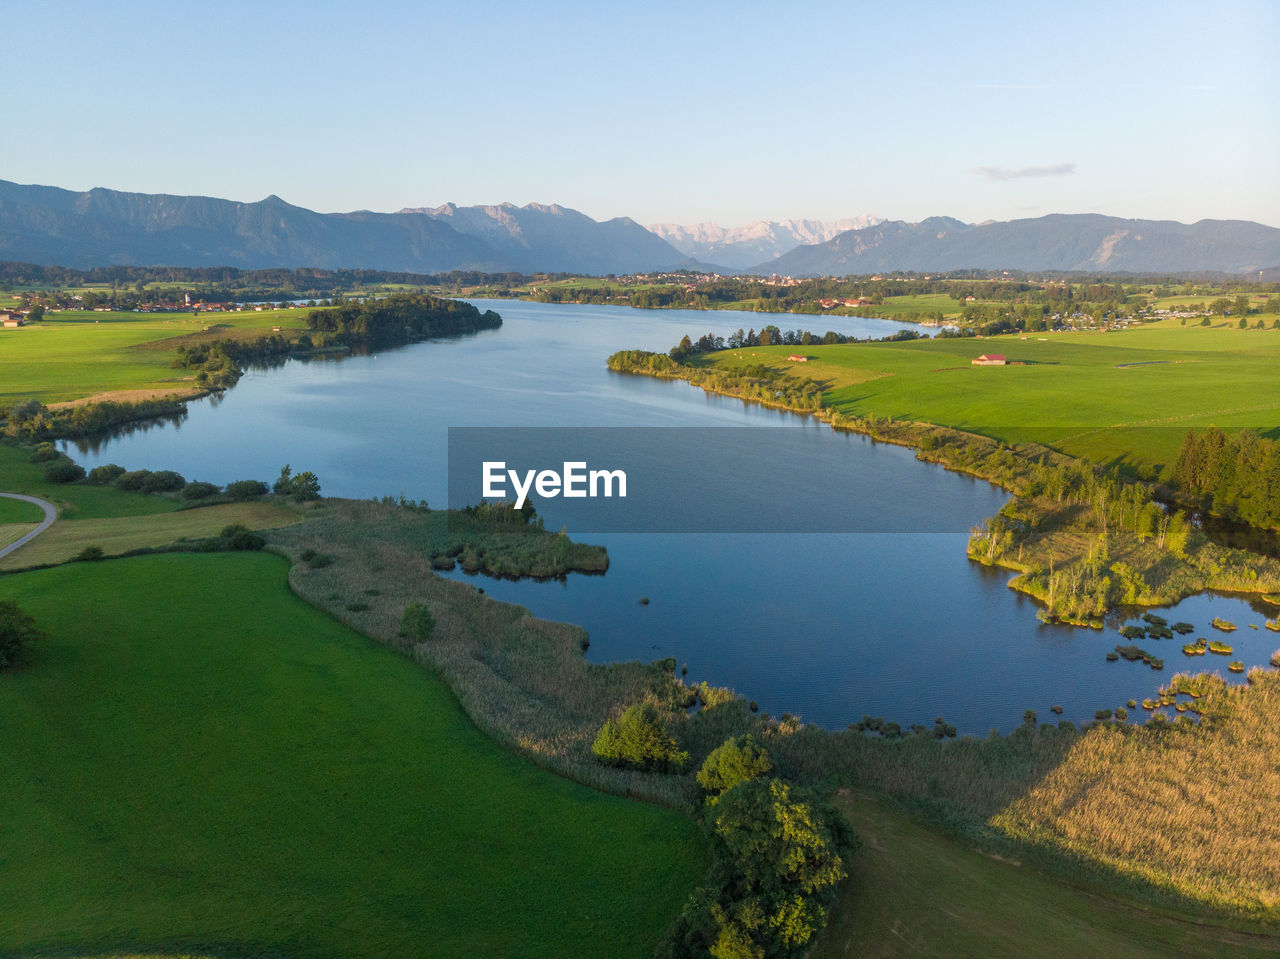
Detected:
[
  {"left": 0, "top": 181, "right": 687, "bottom": 275},
  {"left": 647, "top": 217, "right": 882, "bottom": 269},
  {"left": 763, "top": 215, "right": 1280, "bottom": 276},
  {"left": 0, "top": 180, "right": 1277, "bottom": 276}
]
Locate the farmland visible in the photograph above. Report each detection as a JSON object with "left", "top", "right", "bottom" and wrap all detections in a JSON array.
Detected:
[{"left": 688, "top": 320, "right": 1280, "bottom": 474}]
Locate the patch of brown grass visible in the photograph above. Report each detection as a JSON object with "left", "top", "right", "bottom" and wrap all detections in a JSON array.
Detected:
[{"left": 0, "top": 501, "right": 300, "bottom": 570}]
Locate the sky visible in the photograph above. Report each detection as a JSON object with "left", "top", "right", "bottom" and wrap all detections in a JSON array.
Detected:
[{"left": 5, "top": 0, "right": 1278, "bottom": 228}]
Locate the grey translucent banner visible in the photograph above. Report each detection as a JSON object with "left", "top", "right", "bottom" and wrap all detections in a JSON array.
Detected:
[{"left": 447, "top": 426, "right": 1010, "bottom": 533}]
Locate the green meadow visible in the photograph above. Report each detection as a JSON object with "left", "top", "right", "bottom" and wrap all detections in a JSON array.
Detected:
[
  {"left": 0, "top": 553, "right": 707, "bottom": 959},
  {"left": 812, "top": 794, "right": 1280, "bottom": 959},
  {"left": 0, "top": 308, "right": 310, "bottom": 405},
  {"left": 0, "top": 443, "right": 181, "bottom": 519},
  {"left": 694, "top": 321, "right": 1280, "bottom": 474},
  {"left": 0, "top": 495, "right": 43, "bottom": 524}
]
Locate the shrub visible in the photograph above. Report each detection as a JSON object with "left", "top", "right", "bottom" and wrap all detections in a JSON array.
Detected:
[
  {"left": 398, "top": 602, "right": 436, "bottom": 641},
  {"left": 141, "top": 469, "right": 186, "bottom": 493},
  {"left": 87, "top": 464, "right": 126, "bottom": 485},
  {"left": 306, "top": 552, "right": 333, "bottom": 569},
  {"left": 74, "top": 545, "right": 105, "bottom": 562},
  {"left": 345, "top": 601, "right": 370, "bottom": 612},
  {"left": 220, "top": 524, "right": 264, "bottom": 550},
  {"left": 28, "top": 442, "right": 60, "bottom": 463},
  {"left": 225, "top": 479, "right": 269, "bottom": 501},
  {"left": 182, "top": 480, "right": 221, "bottom": 500},
  {"left": 43, "top": 461, "right": 86, "bottom": 484},
  {"left": 114, "top": 469, "right": 153, "bottom": 491},
  {"left": 0, "top": 600, "right": 44, "bottom": 669},
  {"left": 697, "top": 736, "right": 773, "bottom": 799},
  {"left": 592, "top": 702, "right": 688, "bottom": 773}
]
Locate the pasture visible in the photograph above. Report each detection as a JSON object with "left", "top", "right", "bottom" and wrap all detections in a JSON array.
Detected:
[
  {"left": 0, "top": 553, "right": 707, "bottom": 959},
  {"left": 694, "top": 321, "right": 1280, "bottom": 474},
  {"left": 812, "top": 792, "right": 1280, "bottom": 959},
  {"left": 0, "top": 307, "right": 310, "bottom": 405}
]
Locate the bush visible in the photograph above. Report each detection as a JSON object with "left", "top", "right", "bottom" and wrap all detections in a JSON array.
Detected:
[
  {"left": 219, "top": 524, "right": 264, "bottom": 550},
  {"left": 345, "top": 601, "right": 370, "bottom": 612},
  {"left": 182, "top": 481, "right": 221, "bottom": 500},
  {"left": 0, "top": 600, "right": 44, "bottom": 669},
  {"left": 398, "top": 602, "right": 436, "bottom": 641},
  {"left": 74, "top": 545, "right": 105, "bottom": 562},
  {"left": 592, "top": 702, "right": 688, "bottom": 773},
  {"left": 114, "top": 469, "right": 153, "bottom": 491},
  {"left": 225, "top": 479, "right": 269, "bottom": 501},
  {"left": 697, "top": 735, "right": 773, "bottom": 799},
  {"left": 28, "top": 442, "right": 60, "bottom": 463},
  {"left": 141, "top": 469, "right": 185, "bottom": 493},
  {"left": 87, "top": 464, "right": 126, "bottom": 485},
  {"left": 43, "top": 461, "right": 86, "bottom": 484}
]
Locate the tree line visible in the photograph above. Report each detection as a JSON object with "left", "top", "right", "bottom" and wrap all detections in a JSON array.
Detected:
[{"left": 1172, "top": 427, "right": 1280, "bottom": 530}]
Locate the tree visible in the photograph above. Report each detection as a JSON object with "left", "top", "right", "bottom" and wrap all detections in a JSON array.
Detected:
[
  {"left": 273, "top": 464, "right": 294, "bottom": 494},
  {"left": 0, "top": 600, "right": 44, "bottom": 669},
  {"left": 398, "top": 602, "right": 436, "bottom": 641},
  {"left": 592, "top": 702, "right": 688, "bottom": 772},
  {"left": 291, "top": 471, "right": 321, "bottom": 501},
  {"left": 698, "top": 736, "right": 774, "bottom": 799}
]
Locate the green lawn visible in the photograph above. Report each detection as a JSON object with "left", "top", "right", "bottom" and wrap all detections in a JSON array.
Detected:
[
  {"left": 0, "top": 553, "right": 707, "bottom": 959},
  {"left": 697, "top": 321, "right": 1280, "bottom": 474},
  {"left": 0, "top": 308, "right": 310, "bottom": 405},
  {"left": 0, "top": 496, "right": 43, "bottom": 524},
  {"left": 0, "top": 443, "right": 181, "bottom": 519},
  {"left": 811, "top": 794, "right": 1280, "bottom": 959}
]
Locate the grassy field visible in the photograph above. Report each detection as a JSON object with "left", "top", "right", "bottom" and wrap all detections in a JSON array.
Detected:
[
  {"left": 0, "top": 496, "right": 43, "bottom": 524},
  {"left": 0, "top": 553, "right": 707, "bottom": 959},
  {"left": 0, "top": 500, "right": 301, "bottom": 570},
  {"left": 693, "top": 320, "right": 1280, "bottom": 474},
  {"left": 811, "top": 793, "right": 1280, "bottom": 959},
  {"left": 0, "top": 443, "right": 182, "bottom": 519},
  {"left": 870, "top": 292, "right": 961, "bottom": 317},
  {"left": 0, "top": 308, "right": 310, "bottom": 405}
]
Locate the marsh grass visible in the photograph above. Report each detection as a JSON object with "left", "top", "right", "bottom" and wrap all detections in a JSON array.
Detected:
[
  {"left": 268, "top": 496, "right": 1280, "bottom": 926},
  {"left": 268, "top": 500, "right": 756, "bottom": 807}
]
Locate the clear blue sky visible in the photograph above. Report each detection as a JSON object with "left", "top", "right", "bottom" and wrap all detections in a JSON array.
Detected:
[{"left": 5, "top": 0, "right": 1277, "bottom": 227}]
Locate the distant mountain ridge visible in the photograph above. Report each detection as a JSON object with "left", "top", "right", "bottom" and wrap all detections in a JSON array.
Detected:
[
  {"left": 0, "top": 181, "right": 688, "bottom": 275},
  {"left": 399, "top": 201, "right": 684, "bottom": 274},
  {"left": 0, "top": 180, "right": 1275, "bottom": 276},
  {"left": 648, "top": 216, "right": 882, "bottom": 269},
  {"left": 759, "top": 214, "right": 1280, "bottom": 276}
]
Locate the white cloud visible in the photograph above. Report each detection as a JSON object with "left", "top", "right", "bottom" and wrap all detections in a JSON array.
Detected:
[{"left": 975, "top": 163, "right": 1077, "bottom": 181}]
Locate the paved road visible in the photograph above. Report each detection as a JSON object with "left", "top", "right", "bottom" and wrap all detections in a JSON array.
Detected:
[{"left": 0, "top": 493, "right": 57, "bottom": 560}]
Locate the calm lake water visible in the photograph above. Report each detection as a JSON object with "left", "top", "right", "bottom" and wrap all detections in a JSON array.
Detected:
[{"left": 65, "top": 301, "right": 1280, "bottom": 732}]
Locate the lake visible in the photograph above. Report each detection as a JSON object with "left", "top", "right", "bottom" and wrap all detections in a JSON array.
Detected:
[{"left": 64, "top": 300, "right": 1280, "bottom": 732}]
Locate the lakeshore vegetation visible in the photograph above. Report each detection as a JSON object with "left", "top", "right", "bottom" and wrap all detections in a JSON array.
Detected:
[{"left": 6, "top": 273, "right": 1280, "bottom": 955}]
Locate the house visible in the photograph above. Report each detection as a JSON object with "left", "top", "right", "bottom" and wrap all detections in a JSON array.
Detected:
[
  {"left": 787, "top": 354, "right": 808, "bottom": 362},
  {"left": 972, "top": 353, "right": 1007, "bottom": 366},
  {"left": 1, "top": 311, "right": 24, "bottom": 328}
]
